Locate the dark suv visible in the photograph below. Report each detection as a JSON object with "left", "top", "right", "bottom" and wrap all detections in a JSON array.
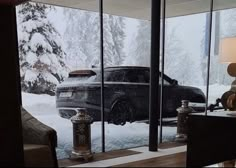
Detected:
[{"left": 56, "top": 66, "right": 205, "bottom": 125}]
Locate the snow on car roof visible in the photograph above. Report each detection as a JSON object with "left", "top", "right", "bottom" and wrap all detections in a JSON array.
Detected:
[
  {"left": 105, "top": 66, "right": 149, "bottom": 70},
  {"left": 69, "top": 66, "right": 149, "bottom": 74},
  {"left": 69, "top": 69, "right": 97, "bottom": 77}
]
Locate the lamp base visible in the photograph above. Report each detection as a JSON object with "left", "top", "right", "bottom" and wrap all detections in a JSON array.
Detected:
[
  {"left": 70, "top": 150, "right": 93, "bottom": 162},
  {"left": 227, "top": 63, "right": 236, "bottom": 77}
]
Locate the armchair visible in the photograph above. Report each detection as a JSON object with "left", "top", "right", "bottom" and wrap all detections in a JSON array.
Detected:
[{"left": 21, "top": 107, "right": 58, "bottom": 167}]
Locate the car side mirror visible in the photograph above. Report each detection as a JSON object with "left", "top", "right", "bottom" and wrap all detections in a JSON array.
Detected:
[{"left": 172, "top": 79, "right": 178, "bottom": 85}]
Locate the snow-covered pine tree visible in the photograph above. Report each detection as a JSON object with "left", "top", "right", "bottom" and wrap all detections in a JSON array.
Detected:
[
  {"left": 108, "top": 15, "right": 126, "bottom": 66},
  {"left": 96, "top": 14, "right": 126, "bottom": 67},
  {"left": 128, "top": 19, "right": 203, "bottom": 85},
  {"left": 127, "top": 20, "right": 151, "bottom": 66},
  {"left": 16, "top": 2, "right": 68, "bottom": 95},
  {"left": 63, "top": 8, "right": 126, "bottom": 69},
  {"left": 103, "top": 14, "right": 115, "bottom": 66},
  {"left": 164, "top": 23, "right": 203, "bottom": 85},
  {"left": 63, "top": 9, "right": 100, "bottom": 69}
]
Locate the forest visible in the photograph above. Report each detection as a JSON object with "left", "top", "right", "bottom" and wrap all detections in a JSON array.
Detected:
[{"left": 16, "top": 2, "right": 236, "bottom": 95}]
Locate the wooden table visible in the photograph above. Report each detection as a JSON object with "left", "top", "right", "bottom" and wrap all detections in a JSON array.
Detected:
[{"left": 186, "top": 111, "right": 236, "bottom": 167}]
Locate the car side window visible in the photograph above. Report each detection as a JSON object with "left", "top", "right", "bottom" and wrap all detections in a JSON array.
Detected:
[
  {"left": 125, "top": 70, "right": 147, "bottom": 83},
  {"left": 144, "top": 71, "right": 150, "bottom": 83},
  {"left": 159, "top": 76, "right": 170, "bottom": 85},
  {"left": 105, "top": 71, "right": 125, "bottom": 82},
  {"left": 143, "top": 70, "right": 170, "bottom": 85}
]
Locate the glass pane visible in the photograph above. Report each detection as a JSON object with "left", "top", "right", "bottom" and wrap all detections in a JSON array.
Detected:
[
  {"left": 208, "top": 7, "right": 236, "bottom": 112},
  {"left": 162, "top": 0, "right": 211, "bottom": 143},
  {"left": 16, "top": 1, "right": 101, "bottom": 160},
  {"left": 103, "top": 0, "right": 151, "bottom": 151}
]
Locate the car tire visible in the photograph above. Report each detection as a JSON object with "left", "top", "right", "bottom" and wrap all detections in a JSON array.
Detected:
[{"left": 110, "top": 100, "right": 135, "bottom": 126}]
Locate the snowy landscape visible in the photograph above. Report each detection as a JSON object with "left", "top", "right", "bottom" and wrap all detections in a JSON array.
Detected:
[
  {"left": 16, "top": 2, "right": 236, "bottom": 160},
  {"left": 22, "top": 92, "right": 177, "bottom": 159},
  {"left": 22, "top": 84, "right": 229, "bottom": 159},
  {"left": 16, "top": 2, "right": 236, "bottom": 95}
]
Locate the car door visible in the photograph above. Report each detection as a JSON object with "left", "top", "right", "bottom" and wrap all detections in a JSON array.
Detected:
[
  {"left": 124, "top": 69, "right": 149, "bottom": 120},
  {"left": 104, "top": 70, "right": 126, "bottom": 111},
  {"left": 162, "top": 79, "right": 180, "bottom": 117}
]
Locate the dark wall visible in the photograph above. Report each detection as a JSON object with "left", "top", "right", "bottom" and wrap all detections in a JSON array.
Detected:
[{"left": 0, "top": 5, "right": 24, "bottom": 167}]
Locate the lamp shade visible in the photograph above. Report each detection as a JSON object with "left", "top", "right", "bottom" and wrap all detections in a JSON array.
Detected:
[{"left": 220, "top": 37, "right": 236, "bottom": 63}]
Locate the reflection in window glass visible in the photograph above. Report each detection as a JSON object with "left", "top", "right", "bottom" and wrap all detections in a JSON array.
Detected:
[
  {"left": 103, "top": 13, "right": 152, "bottom": 150},
  {"left": 165, "top": 14, "right": 205, "bottom": 87},
  {"left": 103, "top": 14, "right": 178, "bottom": 150},
  {"left": 208, "top": 9, "right": 235, "bottom": 109},
  {"left": 163, "top": 12, "right": 207, "bottom": 143}
]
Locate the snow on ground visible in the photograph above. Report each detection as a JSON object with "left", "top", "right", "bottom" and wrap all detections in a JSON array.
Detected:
[
  {"left": 21, "top": 84, "right": 229, "bottom": 159},
  {"left": 22, "top": 92, "right": 177, "bottom": 159}
]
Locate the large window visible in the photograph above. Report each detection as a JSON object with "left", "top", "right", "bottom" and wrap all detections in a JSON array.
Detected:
[
  {"left": 16, "top": 0, "right": 236, "bottom": 162},
  {"left": 102, "top": 0, "right": 151, "bottom": 151},
  {"left": 16, "top": 1, "right": 102, "bottom": 159},
  {"left": 208, "top": 9, "right": 236, "bottom": 108}
]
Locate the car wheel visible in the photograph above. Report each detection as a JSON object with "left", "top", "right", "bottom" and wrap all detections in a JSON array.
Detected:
[{"left": 111, "top": 100, "right": 135, "bottom": 126}]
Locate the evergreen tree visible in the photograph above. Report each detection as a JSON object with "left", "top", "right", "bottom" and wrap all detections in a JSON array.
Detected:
[
  {"left": 104, "top": 15, "right": 126, "bottom": 66},
  {"left": 126, "top": 20, "right": 151, "bottom": 66},
  {"left": 128, "top": 19, "right": 203, "bottom": 85},
  {"left": 63, "top": 9, "right": 126, "bottom": 69},
  {"left": 16, "top": 2, "right": 68, "bottom": 95},
  {"left": 164, "top": 22, "right": 202, "bottom": 85},
  {"left": 63, "top": 9, "right": 100, "bottom": 69}
]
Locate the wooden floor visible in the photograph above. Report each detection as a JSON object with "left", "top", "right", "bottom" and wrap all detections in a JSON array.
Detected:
[
  {"left": 113, "top": 152, "right": 186, "bottom": 167},
  {"left": 158, "top": 142, "right": 186, "bottom": 149},
  {"left": 58, "top": 142, "right": 186, "bottom": 167},
  {"left": 58, "top": 149, "right": 140, "bottom": 167}
]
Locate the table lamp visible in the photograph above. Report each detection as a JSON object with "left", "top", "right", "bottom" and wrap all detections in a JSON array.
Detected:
[{"left": 219, "top": 37, "right": 236, "bottom": 111}]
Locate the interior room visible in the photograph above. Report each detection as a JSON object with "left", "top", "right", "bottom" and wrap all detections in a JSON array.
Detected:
[{"left": 1, "top": 0, "right": 236, "bottom": 167}]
